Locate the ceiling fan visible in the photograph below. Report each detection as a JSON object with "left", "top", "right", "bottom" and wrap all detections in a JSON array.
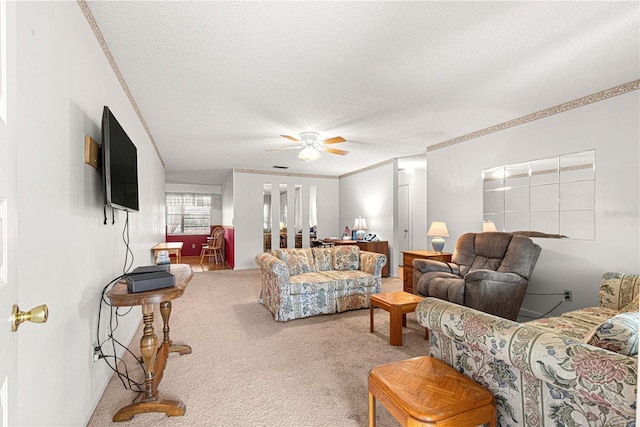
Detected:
[{"left": 267, "top": 131, "right": 349, "bottom": 161}]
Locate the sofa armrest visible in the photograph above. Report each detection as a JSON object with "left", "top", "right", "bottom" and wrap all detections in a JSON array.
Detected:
[
  {"left": 464, "top": 269, "right": 525, "bottom": 283},
  {"left": 255, "top": 252, "right": 292, "bottom": 318},
  {"left": 359, "top": 251, "right": 387, "bottom": 277},
  {"left": 416, "top": 298, "right": 638, "bottom": 421},
  {"left": 599, "top": 272, "right": 640, "bottom": 310},
  {"left": 413, "top": 258, "right": 460, "bottom": 275}
]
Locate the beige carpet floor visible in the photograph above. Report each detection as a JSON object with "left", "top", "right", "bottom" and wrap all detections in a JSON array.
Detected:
[{"left": 88, "top": 269, "right": 430, "bottom": 426}]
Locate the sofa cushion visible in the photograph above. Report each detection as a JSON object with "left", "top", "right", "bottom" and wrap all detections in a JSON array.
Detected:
[
  {"left": 586, "top": 311, "right": 639, "bottom": 356},
  {"left": 333, "top": 245, "right": 359, "bottom": 270},
  {"left": 288, "top": 272, "right": 337, "bottom": 295},
  {"left": 274, "top": 248, "right": 315, "bottom": 276},
  {"left": 560, "top": 306, "right": 621, "bottom": 327},
  {"left": 311, "top": 247, "right": 333, "bottom": 271},
  {"left": 319, "top": 270, "right": 377, "bottom": 291}
]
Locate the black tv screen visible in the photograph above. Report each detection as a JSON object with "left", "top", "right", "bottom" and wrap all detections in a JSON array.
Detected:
[{"left": 101, "top": 106, "right": 139, "bottom": 212}]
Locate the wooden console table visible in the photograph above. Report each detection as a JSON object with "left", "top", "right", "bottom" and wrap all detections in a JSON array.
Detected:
[
  {"left": 107, "top": 264, "right": 193, "bottom": 422},
  {"left": 402, "top": 250, "right": 452, "bottom": 293}
]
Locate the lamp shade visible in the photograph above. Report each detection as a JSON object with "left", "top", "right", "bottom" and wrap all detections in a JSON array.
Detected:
[
  {"left": 353, "top": 216, "right": 369, "bottom": 231},
  {"left": 426, "top": 221, "right": 449, "bottom": 237},
  {"left": 482, "top": 220, "right": 498, "bottom": 232},
  {"left": 427, "top": 221, "right": 449, "bottom": 252}
]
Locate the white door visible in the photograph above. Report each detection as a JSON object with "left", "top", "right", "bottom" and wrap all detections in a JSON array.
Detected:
[{"left": 0, "top": 0, "right": 18, "bottom": 424}]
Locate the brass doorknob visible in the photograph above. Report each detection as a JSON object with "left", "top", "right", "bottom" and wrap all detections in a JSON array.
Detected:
[{"left": 11, "top": 304, "right": 48, "bottom": 332}]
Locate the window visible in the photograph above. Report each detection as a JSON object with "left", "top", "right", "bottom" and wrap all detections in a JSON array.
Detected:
[{"left": 166, "top": 193, "right": 211, "bottom": 235}]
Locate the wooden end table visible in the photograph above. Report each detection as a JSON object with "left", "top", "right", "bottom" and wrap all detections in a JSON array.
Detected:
[
  {"left": 370, "top": 291, "right": 424, "bottom": 346},
  {"left": 107, "top": 264, "right": 193, "bottom": 422}
]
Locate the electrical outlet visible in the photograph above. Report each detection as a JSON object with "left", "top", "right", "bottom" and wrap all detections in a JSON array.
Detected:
[
  {"left": 92, "top": 342, "right": 100, "bottom": 363},
  {"left": 563, "top": 289, "right": 573, "bottom": 302},
  {"left": 192, "top": 243, "right": 196, "bottom": 249}
]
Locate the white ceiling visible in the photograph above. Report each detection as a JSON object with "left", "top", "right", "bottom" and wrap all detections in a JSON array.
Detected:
[{"left": 85, "top": 1, "right": 639, "bottom": 185}]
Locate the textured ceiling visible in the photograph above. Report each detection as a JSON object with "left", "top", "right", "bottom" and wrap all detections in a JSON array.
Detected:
[{"left": 85, "top": 1, "right": 640, "bottom": 184}]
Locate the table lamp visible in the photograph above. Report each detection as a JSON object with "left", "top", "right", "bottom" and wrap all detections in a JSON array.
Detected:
[
  {"left": 427, "top": 221, "right": 449, "bottom": 252},
  {"left": 353, "top": 216, "right": 369, "bottom": 240}
]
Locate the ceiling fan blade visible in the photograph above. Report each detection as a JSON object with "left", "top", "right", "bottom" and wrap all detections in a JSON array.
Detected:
[
  {"left": 266, "top": 146, "right": 301, "bottom": 152},
  {"left": 281, "top": 135, "right": 300, "bottom": 142},
  {"left": 322, "top": 136, "right": 346, "bottom": 144},
  {"left": 321, "top": 147, "right": 349, "bottom": 156}
]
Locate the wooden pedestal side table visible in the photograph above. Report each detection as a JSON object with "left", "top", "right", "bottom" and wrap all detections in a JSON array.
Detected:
[
  {"left": 370, "top": 291, "right": 424, "bottom": 346},
  {"left": 107, "top": 264, "right": 194, "bottom": 422},
  {"left": 368, "top": 356, "right": 496, "bottom": 427}
]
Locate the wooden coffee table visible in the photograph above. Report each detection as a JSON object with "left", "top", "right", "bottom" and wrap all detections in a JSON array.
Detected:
[
  {"left": 152, "top": 242, "right": 183, "bottom": 264},
  {"left": 370, "top": 291, "right": 424, "bottom": 346},
  {"left": 368, "top": 356, "right": 496, "bottom": 426}
]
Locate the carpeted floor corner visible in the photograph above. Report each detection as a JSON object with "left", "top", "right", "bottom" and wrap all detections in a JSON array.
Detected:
[{"left": 88, "top": 269, "right": 430, "bottom": 426}]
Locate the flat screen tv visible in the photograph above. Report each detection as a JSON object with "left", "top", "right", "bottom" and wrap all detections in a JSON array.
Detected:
[{"left": 101, "top": 106, "right": 139, "bottom": 212}]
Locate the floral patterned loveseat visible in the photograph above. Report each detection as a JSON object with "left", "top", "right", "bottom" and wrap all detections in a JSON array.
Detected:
[
  {"left": 416, "top": 272, "right": 638, "bottom": 426},
  {"left": 255, "top": 245, "right": 387, "bottom": 321}
]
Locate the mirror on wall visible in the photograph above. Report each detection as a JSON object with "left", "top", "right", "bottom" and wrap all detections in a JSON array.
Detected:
[
  {"left": 263, "top": 183, "right": 318, "bottom": 251},
  {"left": 309, "top": 185, "right": 317, "bottom": 239},
  {"left": 482, "top": 149, "right": 595, "bottom": 239},
  {"left": 263, "top": 183, "right": 272, "bottom": 251}
]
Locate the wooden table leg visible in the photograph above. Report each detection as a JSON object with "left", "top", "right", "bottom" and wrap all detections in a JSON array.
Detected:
[
  {"left": 160, "top": 301, "right": 191, "bottom": 355},
  {"left": 368, "top": 391, "right": 376, "bottom": 427},
  {"left": 112, "top": 303, "right": 188, "bottom": 422},
  {"left": 140, "top": 304, "right": 158, "bottom": 402},
  {"left": 389, "top": 306, "right": 403, "bottom": 346},
  {"left": 370, "top": 304, "right": 375, "bottom": 333}
]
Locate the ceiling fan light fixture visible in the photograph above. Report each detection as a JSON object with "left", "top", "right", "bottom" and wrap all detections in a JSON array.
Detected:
[{"left": 298, "top": 145, "right": 321, "bottom": 162}]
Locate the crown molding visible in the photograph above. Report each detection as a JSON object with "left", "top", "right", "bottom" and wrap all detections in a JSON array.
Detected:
[
  {"left": 428, "top": 80, "right": 640, "bottom": 152},
  {"left": 339, "top": 159, "right": 395, "bottom": 179},
  {"left": 77, "top": 1, "right": 165, "bottom": 167},
  {"left": 233, "top": 168, "right": 339, "bottom": 180}
]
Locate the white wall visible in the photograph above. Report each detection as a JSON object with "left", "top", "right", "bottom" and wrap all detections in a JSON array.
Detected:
[
  {"left": 339, "top": 162, "right": 397, "bottom": 274},
  {"left": 13, "top": 3, "right": 165, "bottom": 425},
  {"left": 427, "top": 91, "right": 640, "bottom": 317},
  {"left": 232, "top": 170, "right": 339, "bottom": 269},
  {"left": 221, "top": 172, "right": 234, "bottom": 226}
]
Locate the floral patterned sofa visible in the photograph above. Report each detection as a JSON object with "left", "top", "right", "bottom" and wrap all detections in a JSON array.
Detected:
[
  {"left": 255, "top": 245, "right": 387, "bottom": 321},
  {"left": 416, "top": 272, "right": 638, "bottom": 426}
]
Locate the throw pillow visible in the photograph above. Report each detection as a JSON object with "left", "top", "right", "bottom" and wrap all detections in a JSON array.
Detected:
[
  {"left": 586, "top": 311, "right": 639, "bottom": 357},
  {"left": 333, "top": 245, "right": 359, "bottom": 271},
  {"left": 312, "top": 248, "right": 333, "bottom": 271},
  {"left": 273, "top": 248, "right": 315, "bottom": 276}
]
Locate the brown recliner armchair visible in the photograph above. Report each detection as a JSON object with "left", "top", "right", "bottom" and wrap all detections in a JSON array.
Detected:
[{"left": 413, "top": 232, "right": 541, "bottom": 320}]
